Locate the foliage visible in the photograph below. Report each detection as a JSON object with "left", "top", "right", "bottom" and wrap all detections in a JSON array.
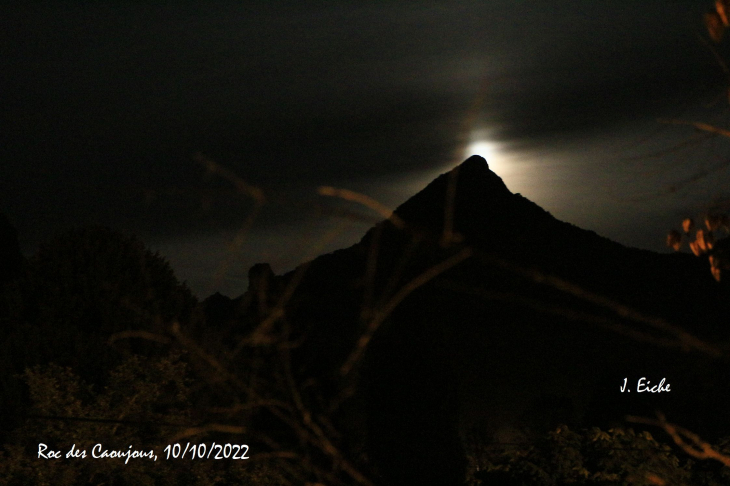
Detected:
[
  {"left": 0, "top": 354, "right": 286, "bottom": 485},
  {"left": 0, "top": 224, "right": 369, "bottom": 484},
  {"left": 26, "top": 225, "right": 196, "bottom": 337},
  {"left": 667, "top": 215, "right": 730, "bottom": 282},
  {"left": 0, "top": 225, "right": 200, "bottom": 446},
  {"left": 2, "top": 225, "right": 197, "bottom": 379},
  {"left": 467, "top": 425, "right": 730, "bottom": 485},
  {"left": 663, "top": 1, "right": 730, "bottom": 283},
  {"left": 705, "top": 0, "right": 730, "bottom": 44}
]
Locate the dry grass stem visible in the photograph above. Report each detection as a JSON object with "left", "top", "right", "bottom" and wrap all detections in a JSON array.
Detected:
[
  {"left": 317, "top": 186, "right": 404, "bottom": 229},
  {"left": 627, "top": 413, "right": 730, "bottom": 467}
]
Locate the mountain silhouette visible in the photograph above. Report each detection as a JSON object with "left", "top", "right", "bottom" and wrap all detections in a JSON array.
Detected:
[{"left": 225, "top": 156, "right": 730, "bottom": 485}]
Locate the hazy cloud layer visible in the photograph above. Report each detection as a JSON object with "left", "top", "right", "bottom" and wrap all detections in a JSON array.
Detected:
[{"left": 4, "top": 1, "right": 730, "bottom": 297}]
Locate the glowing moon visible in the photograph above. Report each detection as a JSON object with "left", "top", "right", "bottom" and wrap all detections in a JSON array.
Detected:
[
  {"left": 464, "top": 140, "right": 497, "bottom": 161},
  {"left": 461, "top": 137, "right": 512, "bottom": 179}
]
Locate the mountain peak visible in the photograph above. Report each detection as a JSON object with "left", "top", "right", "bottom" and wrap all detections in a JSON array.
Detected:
[
  {"left": 390, "top": 156, "right": 515, "bottom": 238},
  {"left": 459, "top": 154, "right": 489, "bottom": 171}
]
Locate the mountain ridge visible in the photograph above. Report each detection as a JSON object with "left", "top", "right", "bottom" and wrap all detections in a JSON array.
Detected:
[
  {"left": 254, "top": 156, "right": 724, "bottom": 331},
  {"left": 219, "top": 156, "right": 730, "bottom": 485}
]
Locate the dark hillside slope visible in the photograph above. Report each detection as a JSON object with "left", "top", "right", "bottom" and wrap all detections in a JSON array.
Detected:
[{"left": 235, "top": 156, "right": 730, "bottom": 484}]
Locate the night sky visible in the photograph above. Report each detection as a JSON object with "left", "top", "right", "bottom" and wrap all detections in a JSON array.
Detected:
[{"left": 4, "top": 1, "right": 730, "bottom": 298}]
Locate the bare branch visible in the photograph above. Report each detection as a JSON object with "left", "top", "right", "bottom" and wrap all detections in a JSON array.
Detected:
[
  {"left": 340, "top": 247, "right": 473, "bottom": 376},
  {"left": 108, "top": 330, "right": 172, "bottom": 345},
  {"left": 193, "top": 153, "right": 266, "bottom": 289},
  {"left": 317, "top": 186, "right": 405, "bottom": 229},
  {"left": 475, "top": 250, "right": 724, "bottom": 358},
  {"left": 170, "top": 423, "right": 247, "bottom": 443},
  {"left": 627, "top": 413, "right": 730, "bottom": 468},
  {"left": 437, "top": 280, "right": 696, "bottom": 352},
  {"left": 658, "top": 118, "right": 730, "bottom": 139}
]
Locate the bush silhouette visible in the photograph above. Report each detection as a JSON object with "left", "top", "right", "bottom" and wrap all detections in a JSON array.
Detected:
[{"left": 0, "top": 226, "right": 197, "bottom": 444}]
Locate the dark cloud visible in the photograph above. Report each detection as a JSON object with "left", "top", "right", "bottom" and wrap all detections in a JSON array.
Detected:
[{"left": 4, "top": 1, "right": 729, "bottom": 297}]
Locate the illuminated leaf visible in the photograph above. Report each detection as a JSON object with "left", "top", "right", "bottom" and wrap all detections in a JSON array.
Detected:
[
  {"left": 705, "top": 11, "right": 725, "bottom": 42},
  {"left": 717, "top": 0, "right": 730, "bottom": 26},
  {"left": 710, "top": 254, "right": 719, "bottom": 268},
  {"left": 682, "top": 218, "right": 694, "bottom": 234},
  {"left": 705, "top": 214, "right": 723, "bottom": 231},
  {"left": 690, "top": 240, "right": 702, "bottom": 256},
  {"left": 696, "top": 229, "right": 709, "bottom": 252},
  {"left": 666, "top": 230, "right": 682, "bottom": 251}
]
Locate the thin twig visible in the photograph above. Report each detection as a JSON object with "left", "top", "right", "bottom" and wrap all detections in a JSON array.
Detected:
[
  {"left": 317, "top": 186, "right": 404, "bottom": 229},
  {"left": 170, "top": 423, "right": 247, "bottom": 443},
  {"left": 475, "top": 250, "right": 724, "bottom": 358},
  {"left": 627, "top": 413, "right": 730, "bottom": 467},
  {"left": 437, "top": 280, "right": 693, "bottom": 351},
  {"left": 340, "top": 247, "right": 473, "bottom": 376},
  {"left": 193, "top": 153, "right": 266, "bottom": 289},
  {"left": 658, "top": 118, "right": 730, "bottom": 139},
  {"left": 108, "top": 330, "right": 172, "bottom": 345}
]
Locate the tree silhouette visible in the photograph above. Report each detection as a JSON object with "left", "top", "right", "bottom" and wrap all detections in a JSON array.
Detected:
[{"left": 0, "top": 226, "right": 197, "bottom": 446}]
